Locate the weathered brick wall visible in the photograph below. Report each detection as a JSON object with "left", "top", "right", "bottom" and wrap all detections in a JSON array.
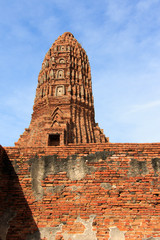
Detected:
[
  {"left": 0, "top": 145, "right": 40, "bottom": 239},
  {"left": 2, "top": 143, "right": 160, "bottom": 240}
]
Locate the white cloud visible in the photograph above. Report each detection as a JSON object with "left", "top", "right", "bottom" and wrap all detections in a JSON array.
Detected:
[
  {"left": 124, "top": 100, "right": 160, "bottom": 116},
  {"left": 36, "top": 16, "right": 60, "bottom": 40},
  {"left": 105, "top": 0, "right": 132, "bottom": 23},
  {"left": 137, "top": 0, "right": 159, "bottom": 11}
]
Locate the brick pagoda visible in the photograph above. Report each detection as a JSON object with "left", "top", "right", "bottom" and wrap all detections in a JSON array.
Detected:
[
  {"left": 15, "top": 32, "right": 108, "bottom": 147},
  {"left": 1, "top": 32, "right": 160, "bottom": 240}
]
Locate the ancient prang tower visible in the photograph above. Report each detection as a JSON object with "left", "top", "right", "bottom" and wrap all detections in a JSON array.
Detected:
[
  {"left": 1, "top": 32, "right": 160, "bottom": 240},
  {"left": 15, "top": 32, "right": 108, "bottom": 147}
]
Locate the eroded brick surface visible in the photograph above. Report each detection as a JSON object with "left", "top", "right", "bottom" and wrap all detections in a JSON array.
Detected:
[
  {"left": 0, "top": 146, "right": 40, "bottom": 239},
  {"left": 15, "top": 32, "right": 108, "bottom": 148},
  {"left": 2, "top": 143, "right": 160, "bottom": 239},
  {"left": 1, "top": 32, "right": 160, "bottom": 239}
]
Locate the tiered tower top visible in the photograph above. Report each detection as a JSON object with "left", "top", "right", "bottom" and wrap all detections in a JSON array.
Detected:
[{"left": 15, "top": 32, "right": 108, "bottom": 147}]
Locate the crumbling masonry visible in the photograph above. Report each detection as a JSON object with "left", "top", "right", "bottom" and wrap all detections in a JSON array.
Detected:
[
  {"left": 1, "top": 32, "right": 160, "bottom": 240},
  {"left": 16, "top": 32, "right": 108, "bottom": 147}
]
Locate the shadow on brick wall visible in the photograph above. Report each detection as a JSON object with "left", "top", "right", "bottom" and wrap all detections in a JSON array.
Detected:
[{"left": 0, "top": 146, "right": 40, "bottom": 240}]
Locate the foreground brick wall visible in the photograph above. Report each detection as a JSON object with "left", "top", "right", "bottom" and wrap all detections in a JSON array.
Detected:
[
  {"left": 0, "top": 146, "right": 40, "bottom": 239},
  {"left": 2, "top": 143, "right": 160, "bottom": 240}
]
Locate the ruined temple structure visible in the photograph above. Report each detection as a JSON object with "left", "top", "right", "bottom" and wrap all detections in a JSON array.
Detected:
[
  {"left": 1, "top": 33, "right": 160, "bottom": 240},
  {"left": 15, "top": 32, "right": 108, "bottom": 147}
]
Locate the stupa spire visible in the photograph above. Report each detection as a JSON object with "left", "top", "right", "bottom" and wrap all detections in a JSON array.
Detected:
[{"left": 15, "top": 32, "right": 108, "bottom": 147}]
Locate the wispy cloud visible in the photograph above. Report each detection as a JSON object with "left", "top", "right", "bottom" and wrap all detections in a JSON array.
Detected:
[
  {"left": 137, "top": 0, "right": 159, "bottom": 11},
  {"left": 125, "top": 100, "right": 160, "bottom": 115}
]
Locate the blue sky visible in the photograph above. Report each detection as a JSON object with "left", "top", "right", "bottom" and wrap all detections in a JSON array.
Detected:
[{"left": 1, "top": 0, "right": 160, "bottom": 146}]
